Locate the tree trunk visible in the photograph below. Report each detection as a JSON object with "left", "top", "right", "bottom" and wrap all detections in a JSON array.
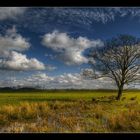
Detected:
[{"left": 116, "top": 85, "right": 123, "bottom": 100}]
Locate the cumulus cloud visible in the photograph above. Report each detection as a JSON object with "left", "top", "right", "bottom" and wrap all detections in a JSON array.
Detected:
[
  {"left": 0, "top": 26, "right": 30, "bottom": 57},
  {"left": 0, "top": 7, "right": 27, "bottom": 20},
  {"left": 42, "top": 30, "right": 103, "bottom": 65},
  {"left": 0, "top": 51, "right": 45, "bottom": 71},
  {"left": 0, "top": 26, "right": 45, "bottom": 71}
]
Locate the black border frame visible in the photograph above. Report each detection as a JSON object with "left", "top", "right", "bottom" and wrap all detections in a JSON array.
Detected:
[
  {"left": 0, "top": 0, "right": 140, "bottom": 7},
  {"left": 0, "top": 0, "right": 140, "bottom": 139}
]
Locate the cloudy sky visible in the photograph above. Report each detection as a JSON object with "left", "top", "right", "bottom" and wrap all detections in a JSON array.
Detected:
[{"left": 0, "top": 7, "right": 139, "bottom": 89}]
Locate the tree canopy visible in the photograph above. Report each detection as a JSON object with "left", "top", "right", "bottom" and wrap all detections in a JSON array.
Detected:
[{"left": 83, "top": 35, "right": 140, "bottom": 100}]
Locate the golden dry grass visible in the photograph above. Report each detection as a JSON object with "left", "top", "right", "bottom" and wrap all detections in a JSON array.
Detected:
[{"left": 0, "top": 95, "right": 139, "bottom": 133}]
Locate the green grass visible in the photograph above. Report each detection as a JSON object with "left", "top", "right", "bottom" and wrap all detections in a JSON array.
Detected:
[
  {"left": 0, "top": 90, "right": 139, "bottom": 105},
  {"left": 0, "top": 90, "right": 139, "bottom": 132},
  {"left": 0, "top": 90, "right": 110, "bottom": 105}
]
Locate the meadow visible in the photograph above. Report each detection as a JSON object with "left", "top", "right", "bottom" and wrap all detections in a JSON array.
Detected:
[{"left": 0, "top": 90, "right": 139, "bottom": 133}]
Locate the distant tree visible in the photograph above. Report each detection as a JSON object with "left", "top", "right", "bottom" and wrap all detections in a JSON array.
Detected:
[{"left": 83, "top": 35, "right": 140, "bottom": 100}]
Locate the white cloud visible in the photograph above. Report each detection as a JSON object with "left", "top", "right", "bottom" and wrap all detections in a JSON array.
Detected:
[
  {"left": 22, "top": 72, "right": 84, "bottom": 88},
  {"left": 0, "top": 51, "right": 45, "bottom": 71},
  {"left": 0, "top": 26, "right": 46, "bottom": 71},
  {"left": 0, "top": 7, "right": 27, "bottom": 20},
  {"left": 0, "top": 26, "right": 30, "bottom": 56},
  {"left": 17, "top": 72, "right": 114, "bottom": 89},
  {"left": 42, "top": 30, "right": 103, "bottom": 65},
  {"left": 0, "top": 71, "right": 138, "bottom": 89}
]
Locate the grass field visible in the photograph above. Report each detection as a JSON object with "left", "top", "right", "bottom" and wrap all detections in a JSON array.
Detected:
[{"left": 0, "top": 90, "right": 140, "bottom": 132}]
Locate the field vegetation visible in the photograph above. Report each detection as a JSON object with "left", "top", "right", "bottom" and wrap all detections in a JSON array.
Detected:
[{"left": 0, "top": 90, "right": 139, "bottom": 132}]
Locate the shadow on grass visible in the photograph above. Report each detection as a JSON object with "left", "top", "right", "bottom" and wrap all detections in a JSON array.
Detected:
[{"left": 91, "top": 96, "right": 117, "bottom": 103}]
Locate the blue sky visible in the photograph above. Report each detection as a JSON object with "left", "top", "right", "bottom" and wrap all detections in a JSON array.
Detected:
[{"left": 0, "top": 7, "right": 139, "bottom": 89}]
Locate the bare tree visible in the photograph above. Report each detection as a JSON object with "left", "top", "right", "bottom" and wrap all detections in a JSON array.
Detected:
[{"left": 83, "top": 35, "right": 140, "bottom": 100}]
